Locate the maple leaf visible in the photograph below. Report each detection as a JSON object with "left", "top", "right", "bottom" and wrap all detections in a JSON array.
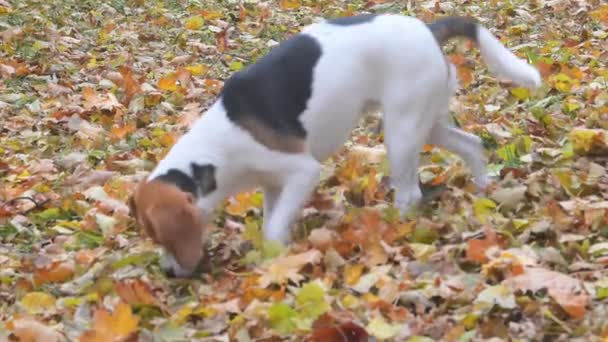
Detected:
[
  {"left": 79, "top": 302, "right": 140, "bottom": 341},
  {"left": 7, "top": 318, "right": 63, "bottom": 342},
  {"left": 33, "top": 260, "right": 75, "bottom": 286},
  {"left": 20, "top": 292, "right": 56, "bottom": 315},
  {"left": 503, "top": 267, "right": 589, "bottom": 319},
  {"left": 257, "top": 249, "right": 322, "bottom": 287},
  {"left": 114, "top": 279, "right": 157, "bottom": 306},
  {"left": 466, "top": 227, "right": 499, "bottom": 264}
]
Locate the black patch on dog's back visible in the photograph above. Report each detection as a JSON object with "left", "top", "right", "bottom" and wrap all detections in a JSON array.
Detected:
[
  {"left": 327, "top": 14, "right": 377, "bottom": 26},
  {"left": 155, "top": 163, "right": 217, "bottom": 197},
  {"left": 221, "top": 34, "right": 322, "bottom": 139}
]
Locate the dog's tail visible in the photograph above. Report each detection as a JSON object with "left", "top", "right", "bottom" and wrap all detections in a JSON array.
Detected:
[{"left": 428, "top": 16, "right": 541, "bottom": 89}]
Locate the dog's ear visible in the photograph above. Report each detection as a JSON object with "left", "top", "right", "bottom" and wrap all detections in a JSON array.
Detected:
[{"left": 146, "top": 203, "right": 204, "bottom": 272}]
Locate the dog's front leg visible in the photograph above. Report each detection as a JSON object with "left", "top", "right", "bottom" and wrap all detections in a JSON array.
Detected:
[
  {"left": 261, "top": 185, "right": 280, "bottom": 232},
  {"left": 383, "top": 112, "right": 434, "bottom": 217},
  {"left": 262, "top": 156, "right": 321, "bottom": 244}
]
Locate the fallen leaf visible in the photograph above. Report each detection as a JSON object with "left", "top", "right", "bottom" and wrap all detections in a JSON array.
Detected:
[
  {"left": 466, "top": 228, "right": 499, "bottom": 264},
  {"left": 258, "top": 249, "right": 322, "bottom": 287},
  {"left": 79, "top": 302, "right": 140, "bottom": 341},
  {"left": 8, "top": 318, "right": 62, "bottom": 342},
  {"left": 20, "top": 292, "right": 56, "bottom": 314},
  {"left": 503, "top": 267, "right": 588, "bottom": 319}
]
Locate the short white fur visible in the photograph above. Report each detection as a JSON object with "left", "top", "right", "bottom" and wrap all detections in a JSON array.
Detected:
[{"left": 148, "top": 15, "right": 541, "bottom": 274}]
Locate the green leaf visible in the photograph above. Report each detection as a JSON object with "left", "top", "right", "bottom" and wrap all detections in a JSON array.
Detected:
[
  {"left": 596, "top": 287, "right": 608, "bottom": 300},
  {"left": 229, "top": 61, "right": 244, "bottom": 71},
  {"left": 410, "top": 226, "right": 439, "bottom": 244},
  {"left": 35, "top": 207, "right": 63, "bottom": 221},
  {"left": 511, "top": 87, "right": 531, "bottom": 100},
  {"left": 268, "top": 302, "right": 297, "bottom": 334},
  {"left": 262, "top": 240, "right": 286, "bottom": 260},
  {"left": 243, "top": 219, "right": 263, "bottom": 249},
  {"left": 295, "top": 282, "right": 329, "bottom": 320}
]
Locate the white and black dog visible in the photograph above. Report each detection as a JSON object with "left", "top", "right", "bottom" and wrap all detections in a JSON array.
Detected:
[{"left": 129, "top": 14, "right": 541, "bottom": 277}]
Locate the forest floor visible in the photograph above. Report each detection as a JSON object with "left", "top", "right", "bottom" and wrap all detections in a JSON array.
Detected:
[{"left": 1, "top": 0, "right": 608, "bottom": 341}]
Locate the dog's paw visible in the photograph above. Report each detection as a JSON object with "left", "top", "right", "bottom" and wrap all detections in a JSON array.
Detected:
[
  {"left": 395, "top": 186, "right": 423, "bottom": 217},
  {"left": 263, "top": 227, "right": 291, "bottom": 246},
  {"left": 474, "top": 174, "right": 493, "bottom": 191}
]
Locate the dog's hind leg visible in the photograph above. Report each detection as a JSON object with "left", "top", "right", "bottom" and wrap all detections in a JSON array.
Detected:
[{"left": 427, "top": 123, "right": 490, "bottom": 189}]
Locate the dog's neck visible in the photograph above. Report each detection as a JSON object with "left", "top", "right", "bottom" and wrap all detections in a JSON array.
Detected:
[{"left": 147, "top": 101, "right": 230, "bottom": 213}]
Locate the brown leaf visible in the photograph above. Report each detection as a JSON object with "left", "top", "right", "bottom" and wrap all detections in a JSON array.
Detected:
[
  {"left": 310, "top": 321, "right": 369, "bottom": 342},
  {"left": 503, "top": 267, "right": 588, "bottom": 319},
  {"left": 258, "top": 249, "right": 322, "bottom": 287}
]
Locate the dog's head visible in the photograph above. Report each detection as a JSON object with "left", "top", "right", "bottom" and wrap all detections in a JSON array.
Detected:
[{"left": 129, "top": 179, "right": 208, "bottom": 278}]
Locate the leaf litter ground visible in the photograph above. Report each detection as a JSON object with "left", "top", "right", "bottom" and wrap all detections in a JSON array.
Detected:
[{"left": 0, "top": 0, "right": 607, "bottom": 341}]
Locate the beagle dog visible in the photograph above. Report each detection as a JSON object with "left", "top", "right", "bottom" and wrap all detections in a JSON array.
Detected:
[{"left": 129, "top": 14, "right": 541, "bottom": 277}]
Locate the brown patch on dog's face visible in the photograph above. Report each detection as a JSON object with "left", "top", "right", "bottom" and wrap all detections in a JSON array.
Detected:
[
  {"left": 130, "top": 179, "right": 207, "bottom": 277},
  {"left": 238, "top": 116, "right": 305, "bottom": 154}
]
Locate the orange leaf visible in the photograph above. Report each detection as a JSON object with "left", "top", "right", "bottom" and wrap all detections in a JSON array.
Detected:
[
  {"left": 456, "top": 65, "right": 473, "bottom": 87},
  {"left": 34, "top": 260, "right": 75, "bottom": 286},
  {"left": 119, "top": 66, "right": 142, "bottom": 105},
  {"left": 75, "top": 248, "right": 107, "bottom": 265},
  {"left": 79, "top": 302, "right": 139, "bottom": 342},
  {"left": 215, "top": 29, "right": 228, "bottom": 52},
  {"left": 157, "top": 73, "right": 178, "bottom": 91},
  {"left": 536, "top": 61, "right": 554, "bottom": 78},
  {"left": 114, "top": 279, "right": 157, "bottom": 306},
  {"left": 344, "top": 264, "right": 365, "bottom": 285},
  {"left": 449, "top": 54, "right": 467, "bottom": 66},
  {"left": 110, "top": 123, "right": 136, "bottom": 141},
  {"left": 225, "top": 191, "right": 262, "bottom": 217},
  {"left": 466, "top": 228, "right": 498, "bottom": 264}
]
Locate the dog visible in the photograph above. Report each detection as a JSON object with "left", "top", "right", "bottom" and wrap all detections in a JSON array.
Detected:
[{"left": 129, "top": 14, "right": 541, "bottom": 277}]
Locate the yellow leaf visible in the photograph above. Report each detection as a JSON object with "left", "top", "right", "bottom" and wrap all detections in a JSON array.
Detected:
[
  {"left": 473, "top": 198, "right": 497, "bottom": 224},
  {"left": 184, "top": 64, "right": 207, "bottom": 76},
  {"left": 366, "top": 317, "right": 403, "bottom": 340},
  {"left": 20, "top": 292, "right": 56, "bottom": 314},
  {"left": 157, "top": 73, "right": 178, "bottom": 91},
  {"left": 279, "top": 0, "right": 301, "bottom": 9},
  {"left": 569, "top": 127, "right": 608, "bottom": 155},
  {"left": 200, "top": 10, "right": 223, "bottom": 20},
  {"left": 225, "top": 191, "right": 263, "bottom": 217},
  {"left": 79, "top": 302, "right": 139, "bottom": 342},
  {"left": 344, "top": 264, "right": 365, "bottom": 285},
  {"left": 510, "top": 87, "right": 530, "bottom": 100},
  {"left": 184, "top": 15, "right": 204, "bottom": 30}
]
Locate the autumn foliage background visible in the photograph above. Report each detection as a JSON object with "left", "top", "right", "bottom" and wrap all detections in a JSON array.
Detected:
[{"left": 1, "top": 0, "right": 608, "bottom": 341}]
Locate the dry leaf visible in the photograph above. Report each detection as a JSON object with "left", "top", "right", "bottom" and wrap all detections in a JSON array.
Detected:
[
  {"left": 503, "top": 267, "right": 588, "bottom": 318},
  {"left": 258, "top": 249, "right": 322, "bottom": 287}
]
